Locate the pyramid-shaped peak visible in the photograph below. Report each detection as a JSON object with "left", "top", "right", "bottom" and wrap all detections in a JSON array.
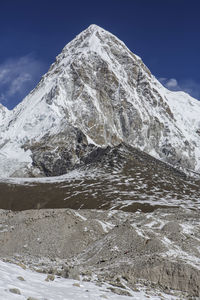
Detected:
[
  {"left": 61, "top": 24, "right": 116, "bottom": 56},
  {"left": 87, "top": 24, "right": 105, "bottom": 32},
  {"left": 78, "top": 24, "right": 112, "bottom": 40},
  {"left": 53, "top": 23, "right": 143, "bottom": 78}
]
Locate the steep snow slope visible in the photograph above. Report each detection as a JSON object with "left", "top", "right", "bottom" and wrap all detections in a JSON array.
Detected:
[
  {"left": 0, "top": 24, "right": 200, "bottom": 177},
  {"left": 0, "top": 104, "right": 10, "bottom": 127}
]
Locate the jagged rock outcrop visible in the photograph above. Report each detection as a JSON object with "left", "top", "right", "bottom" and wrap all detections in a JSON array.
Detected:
[{"left": 0, "top": 24, "right": 200, "bottom": 177}]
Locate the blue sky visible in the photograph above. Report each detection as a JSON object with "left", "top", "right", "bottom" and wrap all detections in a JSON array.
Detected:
[{"left": 0, "top": 0, "right": 200, "bottom": 109}]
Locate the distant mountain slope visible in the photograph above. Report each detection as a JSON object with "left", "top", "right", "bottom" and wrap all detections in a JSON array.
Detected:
[
  {"left": 0, "top": 24, "right": 200, "bottom": 177},
  {"left": 0, "top": 144, "right": 199, "bottom": 211}
]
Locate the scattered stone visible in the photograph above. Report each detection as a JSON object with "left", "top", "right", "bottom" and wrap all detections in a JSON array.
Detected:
[
  {"left": 17, "top": 276, "right": 25, "bottom": 281},
  {"left": 45, "top": 274, "right": 55, "bottom": 282},
  {"left": 95, "top": 280, "right": 103, "bottom": 287},
  {"left": 9, "top": 288, "right": 21, "bottom": 295},
  {"left": 132, "top": 287, "right": 140, "bottom": 292},
  {"left": 73, "top": 282, "right": 81, "bottom": 287},
  {"left": 60, "top": 267, "right": 69, "bottom": 278},
  {"left": 17, "top": 262, "right": 26, "bottom": 270},
  {"left": 108, "top": 287, "right": 131, "bottom": 296},
  {"left": 68, "top": 267, "right": 80, "bottom": 281},
  {"left": 108, "top": 280, "right": 125, "bottom": 289},
  {"left": 35, "top": 268, "right": 45, "bottom": 274}
]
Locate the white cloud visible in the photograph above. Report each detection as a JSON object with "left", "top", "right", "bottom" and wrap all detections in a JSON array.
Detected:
[
  {"left": 0, "top": 55, "right": 46, "bottom": 108},
  {"left": 9, "top": 73, "right": 32, "bottom": 96},
  {"left": 159, "top": 77, "right": 200, "bottom": 100},
  {"left": 159, "top": 77, "right": 181, "bottom": 91},
  {"left": 165, "top": 78, "right": 178, "bottom": 88},
  {"left": 0, "top": 68, "right": 10, "bottom": 83}
]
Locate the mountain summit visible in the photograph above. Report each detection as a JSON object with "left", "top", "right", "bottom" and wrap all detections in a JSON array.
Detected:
[{"left": 0, "top": 24, "right": 200, "bottom": 177}]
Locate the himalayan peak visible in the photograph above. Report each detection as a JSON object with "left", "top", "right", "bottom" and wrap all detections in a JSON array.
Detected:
[{"left": 0, "top": 24, "right": 200, "bottom": 177}]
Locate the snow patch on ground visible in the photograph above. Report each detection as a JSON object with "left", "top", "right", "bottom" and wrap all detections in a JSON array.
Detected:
[{"left": 0, "top": 260, "right": 177, "bottom": 300}]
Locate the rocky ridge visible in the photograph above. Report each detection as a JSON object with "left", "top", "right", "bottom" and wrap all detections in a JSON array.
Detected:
[
  {"left": 0, "top": 24, "right": 200, "bottom": 177},
  {"left": 0, "top": 144, "right": 199, "bottom": 211}
]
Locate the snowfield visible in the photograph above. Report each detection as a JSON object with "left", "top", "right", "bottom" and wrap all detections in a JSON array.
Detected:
[{"left": 0, "top": 260, "right": 177, "bottom": 300}]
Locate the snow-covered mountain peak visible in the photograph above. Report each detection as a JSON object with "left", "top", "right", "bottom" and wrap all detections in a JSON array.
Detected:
[
  {"left": 83, "top": 24, "right": 109, "bottom": 37},
  {"left": 0, "top": 25, "right": 200, "bottom": 177},
  {"left": 62, "top": 24, "right": 115, "bottom": 50},
  {"left": 54, "top": 24, "right": 140, "bottom": 72},
  {"left": 60, "top": 24, "right": 108, "bottom": 54},
  {"left": 87, "top": 24, "right": 105, "bottom": 31}
]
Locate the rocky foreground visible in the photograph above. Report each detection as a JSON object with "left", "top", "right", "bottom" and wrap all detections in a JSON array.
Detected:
[{"left": 1, "top": 207, "right": 200, "bottom": 299}]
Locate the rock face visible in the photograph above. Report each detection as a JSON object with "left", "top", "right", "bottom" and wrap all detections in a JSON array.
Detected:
[{"left": 0, "top": 24, "right": 200, "bottom": 177}]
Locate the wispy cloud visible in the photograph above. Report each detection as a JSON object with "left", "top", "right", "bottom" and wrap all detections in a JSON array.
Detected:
[
  {"left": 159, "top": 77, "right": 200, "bottom": 100},
  {"left": 0, "top": 55, "right": 46, "bottom": 109}
]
